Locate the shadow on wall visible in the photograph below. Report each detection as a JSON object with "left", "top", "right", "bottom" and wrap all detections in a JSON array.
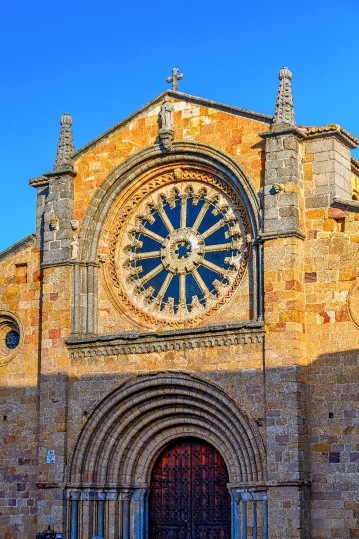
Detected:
[{"left": 0, "top": 347, "right": 358, "bottom": 539}]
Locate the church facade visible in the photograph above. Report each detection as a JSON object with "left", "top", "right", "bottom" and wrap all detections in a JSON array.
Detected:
[{"left": 1, "top": 67, "right": 359, "bottom": 539}]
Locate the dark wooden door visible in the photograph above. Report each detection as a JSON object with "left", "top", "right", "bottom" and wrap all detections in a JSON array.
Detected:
[{"left": 149, "top": 438, "right": 231, "bottom": 539}]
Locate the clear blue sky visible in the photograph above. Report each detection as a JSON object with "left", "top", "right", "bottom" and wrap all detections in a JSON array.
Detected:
[{"left": 1, "top": 0, "right": 358, "bottom": 251}]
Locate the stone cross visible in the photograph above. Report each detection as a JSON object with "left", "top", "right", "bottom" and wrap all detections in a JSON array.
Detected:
[{"left": 166, "top": 68, "right": 184, "bottom": 91}]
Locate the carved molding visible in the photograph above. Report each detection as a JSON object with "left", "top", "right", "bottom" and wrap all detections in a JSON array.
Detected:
[
  {"left": 0, "top": 233, "right": 36, "bottom": 264},
  {"left": 348, "top": 278, "right": 359, "bottom": 329},
  {"left": 72, "top": 142, "right": 262, "bottom": 335},
  {"left": 67, "top": 371, "right": 266, "bottom": 485},
  {"left": 104, "top": 167, "right": 252, "bottom": 329},
  {"left": 0, "top": 310, "right": 24, "bottom": 367},
  {"left": 67, "top": 321, "right": 264, "bottom": 358}
]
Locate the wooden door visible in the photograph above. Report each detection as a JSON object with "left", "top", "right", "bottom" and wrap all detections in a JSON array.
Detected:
[{"left": 149, "top": 438, "right": 231, "bottom": 539}]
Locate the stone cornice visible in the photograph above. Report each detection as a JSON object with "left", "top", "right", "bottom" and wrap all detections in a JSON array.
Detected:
[
  {"left": 333, "top": 197, "right": 359, "bottom": 212},
  {"left": 29, "top": 175, "right": 49, "bottom": 188},
  {"left": 351, "top": 156, "right": 359, "bottom": 175},
  {"left": 258, "top": 125, "right": 306, "bottom": 139},
  {"left": 67, "top": 320, "right": 264, "bottom": 358},
  {"left": 43, "top": 169, "right": 77, "bottom": 178},
  {"left": 29, "top": 169, "right": 77, "bottom": 188},
  {"left": 301, "top": 124, "right": 358, "bottom": 149},
  {"left": 40, "top": 260, "right": 100, "bottom": 270},
  {"left": 72, "top": 90, "right": 273, "bottom": 161},
  {"left": 260, "top": 230, "right": 306, "bottom": 241},
  {"left": 168, "top": 91, "right": 273, "bottom": 122},
  {"left": 259, "top": 123, "right": 359, "bottom": 150},
  {"left": 0, "top": 233, "right": 36, "bottom": 263},
  {"left": 228, "top": 480, "right": 311, "bottom": 490}
]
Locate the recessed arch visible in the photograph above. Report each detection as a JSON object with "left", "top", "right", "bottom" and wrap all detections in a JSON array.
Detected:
[
  {"left": 78, "top": 141, "right": 261, "bottom": 262},
  {"left": 68, "top": 371, "right": 266, "bottom": 487}
]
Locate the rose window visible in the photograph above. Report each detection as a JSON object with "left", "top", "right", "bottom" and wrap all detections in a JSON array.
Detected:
[{"left": 110, "top": 173, "right": 250, "bottom": 325}]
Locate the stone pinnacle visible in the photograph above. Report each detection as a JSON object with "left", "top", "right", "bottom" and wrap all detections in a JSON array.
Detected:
[
  {"left": 53, "top": 112, "right": 75, "bottom": 172},
  {"left": 273, "top": 67, "right": 295, "bottom": 126}
]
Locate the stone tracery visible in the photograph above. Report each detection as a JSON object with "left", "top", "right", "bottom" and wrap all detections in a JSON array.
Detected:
[{"left": 106, "top": 167, "right": 252, "bottom": 327}]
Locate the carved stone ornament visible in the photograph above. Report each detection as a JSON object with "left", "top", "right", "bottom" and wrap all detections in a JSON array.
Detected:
[
  {"left": 348, "top": 278, "right": 359, "bottom": 329},
  {"left": 159, "top": 96, "right": 174, "bottom": 151},
  {"left": 0, "top": 311, "right": 23, "bottom": 367},
  {"left": 49, "top": 214, "right": 59, "bottom": 231},
  {"left": 70, "top": 219, "right": 79, "bottom": 231},
  {"left": 272, "top": 183, "right": 285, "bottom": 194},
  {"left": 273, "top": 67, "right": 295, "bottom": 126},
  {"left": 53, "top": 112, "right": 75, "bottom": 173},
  {"left": 104, "top": 167, "right": 252, "bottom": 329},
  {"left": 71, "top": 235, "right": 79, "bottom": 260}
]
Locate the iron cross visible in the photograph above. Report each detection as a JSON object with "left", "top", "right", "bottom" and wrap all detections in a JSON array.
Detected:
[{"left": 166, "top": 68, "right": 184, "bottom": 91}]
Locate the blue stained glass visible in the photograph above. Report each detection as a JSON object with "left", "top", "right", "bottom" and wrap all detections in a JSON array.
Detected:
[
  {"left": 186, "top": 198, "right": 204, "bottom": 228},
  {"left": 163, "top": 199, "right": 181, "bottom": 230},
  {"left": 197, "top": 206, "right": 223, "bottom": 235},
  {"left": 175, "top": 242, "right": 191, "bottom": 259},
  {"left": 145, "top": 268, "right": 168, "bottom": 296},
  {"left": 143, "top": 213, "right": 168, "bottom": 239},
  {"left": 123, "top": 184, "right": 245, "bottom": 319},
  {"left": 204, "top": 227, "right": 227, "bottom": 245},
  {"left": 138, "top": 235, "right": 162, "bottom": 251},
  {"left": 136, "top": 257, "right": 160, "bottom": 277},
  {"left": 186, "top": 274, "right": 204, "bottom": 304},
  {"left": 163, "top": 274, "right": 180, "bottom": 305},
  {"left": 204, "top": 250, "right": 230, "bottom": 267},
  {"left": 6, "top": 330, "right": 20, "bottom": 349}
]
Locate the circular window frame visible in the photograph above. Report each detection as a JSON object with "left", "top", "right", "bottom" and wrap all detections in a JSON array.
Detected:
[
  {"left": 102, "top": 164, "right": 252, "bottom": 329},
  {"left": 0, "top": 311, "right": 23, "bottom": 366}
]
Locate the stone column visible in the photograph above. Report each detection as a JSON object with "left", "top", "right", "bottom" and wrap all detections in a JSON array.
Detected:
[
  {"left": 119, "top": 490, "right": 133, "bottom": 539},
  {"left": 31, "top": 113, "right": 77, "bottom": 534},
  {"left": 39, "top": 170, "right": 75, "bottom": 266},
  {"left": 259, "top": 118, "right": 309, "bottom": 537},
  {"left": 132, "top": 489, "right": 149, "bottom": 539}
]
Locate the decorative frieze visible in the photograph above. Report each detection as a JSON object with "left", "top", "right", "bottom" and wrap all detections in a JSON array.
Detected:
[{"left": 67, "top": 320, "right": 264, "bottom": 358}]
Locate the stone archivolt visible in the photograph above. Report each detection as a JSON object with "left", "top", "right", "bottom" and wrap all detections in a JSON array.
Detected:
[
  {"left": 68, "top": 371, "right": 265, "bottom": 487},
  {"left": 103, "top": 166, "right": 252, "bottom": 329}
]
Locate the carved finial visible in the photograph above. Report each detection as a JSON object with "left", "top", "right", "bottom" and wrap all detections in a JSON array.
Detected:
[
  {"left": 53, "top": 112, "right": 75, "bottom": 172},
  {"left": 273, "top": 67, "right": 295, "bottom": 126}
]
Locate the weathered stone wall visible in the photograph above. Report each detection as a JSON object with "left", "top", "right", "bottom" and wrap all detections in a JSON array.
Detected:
[
  {"left": 304, "top": 205, "right": 359, "bottom": 539},
  {"left": 0, "top": 241, "right": 40, "bottom": 539},
  {"left": 72, "top": 96, "right": 270, "bottom": 223},
  {"left": 0, "top": 92, "right": 359, "bottom": 539}
]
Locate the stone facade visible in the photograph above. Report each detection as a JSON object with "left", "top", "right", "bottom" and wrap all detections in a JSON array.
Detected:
[{"left": 1, "top": 69, "right": 359, "bottom": 539}]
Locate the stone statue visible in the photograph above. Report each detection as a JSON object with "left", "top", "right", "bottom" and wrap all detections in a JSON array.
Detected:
[
  {"left": 159, "top": 96, "right": 174, "bottom": 130},
  {"left": 71, "top": 235, "right": 79, "bottom": 260},
  {"left": 159, "top": 96, "right": 175, "bottom": 151}
]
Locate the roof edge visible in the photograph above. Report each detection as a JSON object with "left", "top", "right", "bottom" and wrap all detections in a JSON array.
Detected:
[
  {"left": 72, "top": 90, "right": 273, "bottom": 161},
  {"left": 299, "top": 124, "right": 359, "bottom": 149},
  {"left": 0, "top": 234, "right": 36, "bottom": 264},
  {"left": 351, "top": 156, "right": 359, "bottom": 175}
]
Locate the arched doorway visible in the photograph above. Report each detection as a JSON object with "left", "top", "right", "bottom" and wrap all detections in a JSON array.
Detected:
[
  {"left": 67, "top": 372, "right": 267, "bottom": 539},
  {"left": 149, "top": 437, "right": 231, "bottom": 539}
]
